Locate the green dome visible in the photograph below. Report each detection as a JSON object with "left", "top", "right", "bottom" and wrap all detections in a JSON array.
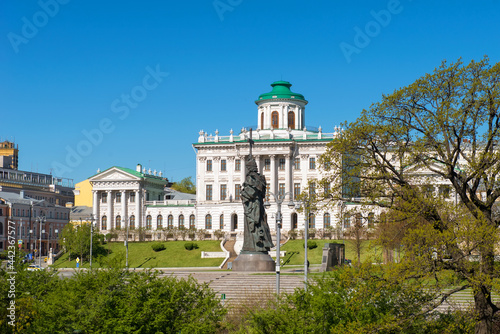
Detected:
[{"left": 256, "top": 81, "right": 306, "bottom": 102}]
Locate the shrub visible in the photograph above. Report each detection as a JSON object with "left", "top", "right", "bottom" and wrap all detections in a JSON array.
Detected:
[
  {"left": 287, "top": 230, "right": 298, "bottom": 240},
  {"left": 184, "top": 242, "right": 199, "bottom": 250},
  {"left": 304, "top": 241, "right": 318, "bottom": 250},
  {"left": 151, "top": 242, "right": 166, "bottom": 252}
]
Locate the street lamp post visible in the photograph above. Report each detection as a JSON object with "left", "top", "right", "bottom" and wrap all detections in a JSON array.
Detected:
[
  {"left": 29, "top": 201, "right": 32, "bottom": 256},
  {"left": 37, "top": 215, "right": 45, "bottom": 267},
  {"left": 264, "top": 191, "right": 295, "bottom": 297},
  {"left": 89, "top": 214, "right": 95, "bottom": 270},
  {"left": 125, "top": 217, "right": 129, "bottom": 269},
  {"left": 304, "top": 204, "right": 309, "bottom": 291}
]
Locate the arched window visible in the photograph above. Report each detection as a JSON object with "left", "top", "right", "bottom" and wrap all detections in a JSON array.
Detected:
[
  {"left": 219, "top": 214, "right": 224, "bottom": 230},
  {"left": 368, "top": 212, "right": 375, "bottom": 228},
  {"left": 355, "top": 213, "right": 363, "bottom": 227},
  {"left": 168, "top": 215, "right": 173, "bottom": 229},
  {"left": 179, "top": 215, "right": 185, "bottom": 229},
  {"left": 146, "top": 215, "right": 152, "bottom": 229},
  {"left": 231, "top": 214, "right": 238, "bottom": 231},
  {"left": 344, "top": 214, "right": 351, "bottom": 229},
  {"left": 189, "top": 214, "right": 196, "bottom": 229},
  {"left": 129, "top": 215, "right": 135, "bottom": 229},
  {"left": 115, "top": 215, "right": 121, "bottom": 230},
  {"left": 271, "top": 111, "right": 279, "bottom": 129},
  {"left": 291, "top": 212, "right": 298, "bottom": 230},
  {"left": 157, "top": 215, "right": 163, "bottom": 229},
  {"left": 205, "top": 214, "right": 212, "bottom": 230},
  {"left": 323, "top": 213, "right": 331, "bottom": 228},
  {"left": 309, "top": 213, "right": 315, "bottom": 229},
  {"left": 288, "top": 111, "right": 295, "bottom": 129},
  {"left": 261, "top": 112, "right": 264, "bottom": 129},
  {"left": 101, "top": 216, "right": 107, "bottom": 230}
]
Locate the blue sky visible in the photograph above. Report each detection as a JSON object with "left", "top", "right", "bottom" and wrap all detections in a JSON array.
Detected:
[{"left": 1, "top": 0, "right": 500, "bottom": 185}]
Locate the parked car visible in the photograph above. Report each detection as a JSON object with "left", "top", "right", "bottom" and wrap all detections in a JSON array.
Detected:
[{"left": 27, "top": 264, "right": 42, "bottom": 271}]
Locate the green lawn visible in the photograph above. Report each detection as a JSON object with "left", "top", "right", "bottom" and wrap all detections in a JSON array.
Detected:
[
  {"left": 52, "top": 240, "right": 225, "bottom": 269},
  {"left": 280, "top": 239, "right": 383, "bottom": 266}
]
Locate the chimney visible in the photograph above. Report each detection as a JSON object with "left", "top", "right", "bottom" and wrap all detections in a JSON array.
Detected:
[{"left": 136, "top": 164, "right": 142, "bottom": 172}]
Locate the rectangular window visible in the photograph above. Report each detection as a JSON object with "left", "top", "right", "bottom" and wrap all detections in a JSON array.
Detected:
[
  {"left": 235, "top": 159, "right": 241, "bottom": 171},
  {"left": 278, "top": 183, "right": 285, "bottom": 197},
  {"left": 235, "top": 184, "right": 241, "bottom": 200},
  {"left": 309, "top": 157, "right": 316, "bottom": 169},
  {"left": 264, "top": 158, "right": 271, "bottom": 170},
  {"left": 324, "top": 182, "right": 330, "bottom": 195},
  {"left": 116, "top": 192, "right": 121, "bottom": 203},
  {"left": 439, "top": 185, "right": 451, "bottom": 198},
  {"left": 221, "top": 159, "right": 227, "bottom": 171},
  {"left": 309, "top": 182, "right": 316, "bottom": 195},
  {"left": 220, "top": 184, "right": 227, "bottom": 200},
  {"left": 278, "top": 158, "right": 286, "bottom": 170},
  {"left": 294, "top": 158, "right": 300, "bottom": 170},
  {"left": 206, "top": 185, "right": 213, "bottom": 201},
  {"left": 294, "top": 183, "right": 301, "bottom": 200},
  {"left": 130, "top": 192, "right": 135, "bottom": 203},
  {"left": 206, "top": 160, "right": 213, "bottom": 171},
  {"left": 102, "top": 193, "right": 107, "bottom": 203}
]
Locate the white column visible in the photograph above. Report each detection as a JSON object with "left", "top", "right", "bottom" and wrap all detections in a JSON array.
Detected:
[
  {"left": 135, "top": 190, "right": 141, "bottom": 229},
  {"left": 285, "top": 154, "right": 292, "bottom": 196},
  {"left": 92, "top": 191, "right": 99, "bottom": 224},
  {"left": 301, "top": 154, "right": 309, "bottom": 189},
  {"left": 121, "top": 190, "right": 127, "bottom": 228},
  {"left": 270, "top": 154, "right": 276, "bottom": 197},
  {"left": 280, "top": 104, "right": 284, "bottom": 128},
  {"left": 107, "top": 190, "right": 112, "bottom": 230},
  {"left": 228, "top": 157, "right": 234, "bottom": 202},
  {"left": 241, "top": 156, "right": 246, "bottom": 181},
  {"left": 213, "top": 157, "right": 220, "bottom": 201}
]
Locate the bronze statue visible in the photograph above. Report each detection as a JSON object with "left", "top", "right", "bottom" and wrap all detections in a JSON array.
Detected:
[{"left": 241, "top": 157, "right": 274, "bottom": 253}]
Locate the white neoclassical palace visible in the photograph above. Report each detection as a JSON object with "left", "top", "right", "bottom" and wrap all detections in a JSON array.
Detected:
[{"left": 90, "top": 81, "right": 344, "bottom": 235}]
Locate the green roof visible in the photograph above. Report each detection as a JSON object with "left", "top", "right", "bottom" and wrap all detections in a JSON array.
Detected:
[
  {"left": 256, "top": 81, "right": 306, "bottom": 102},
  {"left": 89, "top": 166, "right": 166, "bottom": 181}
]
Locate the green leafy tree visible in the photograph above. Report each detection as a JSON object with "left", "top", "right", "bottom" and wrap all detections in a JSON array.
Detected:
[
  {"left": 0, "top": 268, "right": 226, "bottom": 333},
  {"left": 171, "top": 176, "right": 196, "bottom": 194},
  {"left": 316, "top": 58, "right": 500, "bottom": 333},
  {"left": 60, "top": 223, "right": 105, "bottom": 262},
  {"left": 241, "top": 265, "right": 475, "bottom": 333}
]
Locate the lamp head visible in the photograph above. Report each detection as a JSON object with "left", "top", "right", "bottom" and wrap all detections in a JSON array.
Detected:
[{"left": 264, "top": 200, "right": 271, "bottom": 209}]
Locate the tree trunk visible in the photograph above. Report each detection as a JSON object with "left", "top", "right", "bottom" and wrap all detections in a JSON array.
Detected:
[
  {"left": 474, "top": 248, "right": 497, "bottom": 334},
  {"left": 474, "top": 287, "right": 495, "bottom": 334}
]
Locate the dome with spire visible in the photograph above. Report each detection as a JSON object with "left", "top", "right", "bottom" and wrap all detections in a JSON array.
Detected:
[{"left": 256, "top": 81, "right": 306, "bottom": 103}]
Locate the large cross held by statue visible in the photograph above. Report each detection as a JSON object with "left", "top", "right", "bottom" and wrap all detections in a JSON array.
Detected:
[{"left": 248, "top": 128, "right": 254, "bottom": 158}]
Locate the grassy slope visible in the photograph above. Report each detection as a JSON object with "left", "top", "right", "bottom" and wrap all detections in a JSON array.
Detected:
[
  {"left": 280, "top": 239, "right": 383, "bottom": 266},
  {"left": 52, "top": 240, "right": 224, "bottom": 269}
]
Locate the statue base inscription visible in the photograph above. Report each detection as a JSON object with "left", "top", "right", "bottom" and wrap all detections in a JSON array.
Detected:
[{"left": 232, "top": 252, "right": 275, "bottom": 272}]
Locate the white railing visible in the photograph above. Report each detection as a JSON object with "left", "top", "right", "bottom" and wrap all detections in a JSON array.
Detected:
[
  {"left": 198, "top": 128, "right": 340, "bottom": 143},
  {"left": 146, "top": 199, "right": 196, "bottom": 206}
]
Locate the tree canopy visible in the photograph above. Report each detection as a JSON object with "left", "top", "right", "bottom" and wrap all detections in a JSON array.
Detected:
[
  {"left": 317, "top": 57, "right": 500, "bottom": 333},
  {"left": 171, "top": 176, "right": 196, "bottom": 194}
]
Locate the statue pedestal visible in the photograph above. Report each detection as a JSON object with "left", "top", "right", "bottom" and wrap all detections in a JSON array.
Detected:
[{"left": 232, "top": 252, "right": 275, "bottom": 272}]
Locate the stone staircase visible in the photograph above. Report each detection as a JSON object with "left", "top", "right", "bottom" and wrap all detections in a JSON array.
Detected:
[{"left": 159, "top": 271, "right": 305, "bottom": 307}]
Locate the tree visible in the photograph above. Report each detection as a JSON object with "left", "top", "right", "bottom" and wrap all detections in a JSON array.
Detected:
[
  {"left": 60, "top": 223, "right": 105, "bottom": 262},
  {"left": 0, "top": 268, "right": 226, "bottom": 333},
  {"left": 241, "top": 265, "right": 475, "bottom": 333},
  {"left": 171, "top": 176, "right": 196, "bottom": 194},
  {"left": 317, "top": 58, "right": 500, "bottom": 333}
]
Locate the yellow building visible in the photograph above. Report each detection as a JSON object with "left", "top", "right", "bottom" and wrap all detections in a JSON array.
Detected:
[
  {"left": 0, "top": 141, "right": 19, "bottom": 170},
  {"left": 73, "top": 179, "right": 93, "bottom": 207}
]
